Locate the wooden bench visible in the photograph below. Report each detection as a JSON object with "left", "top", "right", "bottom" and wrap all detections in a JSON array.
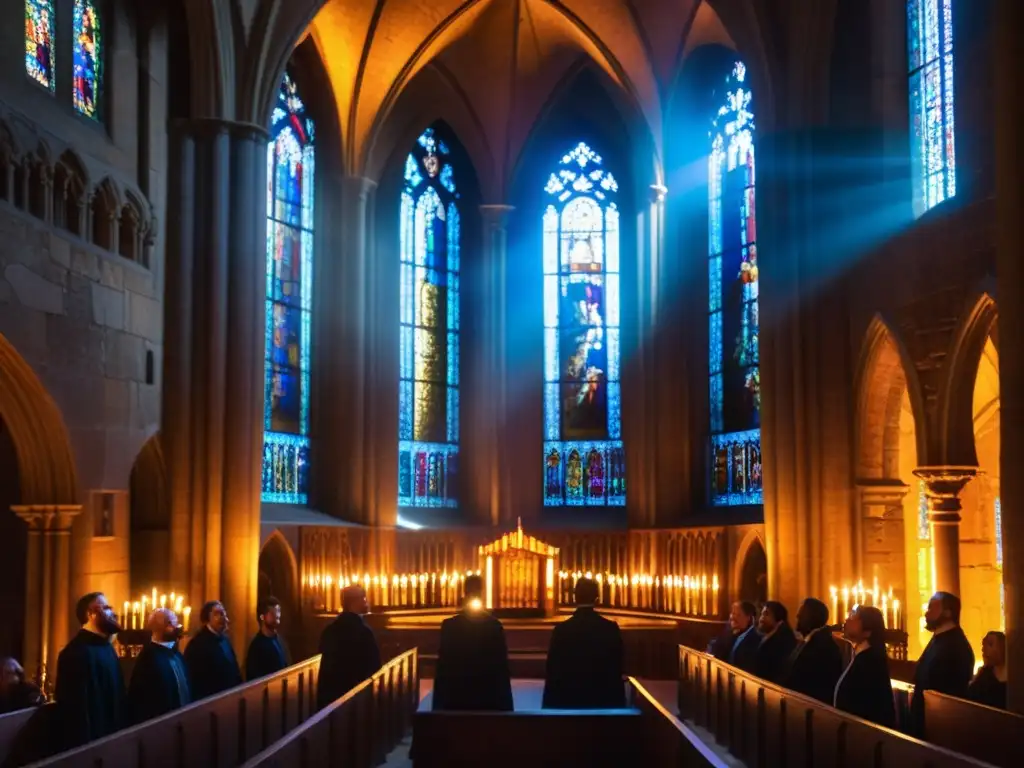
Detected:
[
  {"left": 678, "top": 645, "right": 995, "bottom": 768},
  {"left": 924, "top": 690, "right": 1024, "bottom": 768}
]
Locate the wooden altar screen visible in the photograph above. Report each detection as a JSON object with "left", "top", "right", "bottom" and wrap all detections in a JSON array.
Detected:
[{"left": 479, "top": 519, "right": 559, "bottom": 616}]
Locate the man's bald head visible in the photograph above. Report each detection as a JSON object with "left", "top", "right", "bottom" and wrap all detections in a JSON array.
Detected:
[
  {"left": 342, "top": 585, "right": 369, "bottom": 615},
  {"left": 148, "top": 607, "right": 183, "bottom": 643}
]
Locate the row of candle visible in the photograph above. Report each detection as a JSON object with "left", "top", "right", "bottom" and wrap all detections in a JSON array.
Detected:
[
  {"left": 559, "top": 572, "right": 721, "bottom": 617},
  {"left": 829, "top": 579, "right": 903, "bottom": 633},
  {"left": 121, "top": 587, "right": 192, "bottom": 632},
  {"left": 303, "top": 571, "right": 480, "bottom": 613}
]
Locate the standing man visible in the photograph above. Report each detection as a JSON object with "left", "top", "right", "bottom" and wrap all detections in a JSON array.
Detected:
[
  {"left": 317, "top": 585, "right": 381, "bottom": 710},
  {"left": 246, "top": 596, "right": 289, "bottom": 680},
  {"left": 543, "top": 577, "right": 624, "bottom": 709},
  {"left": 784, "top": 597, "right": 843, "bottom": 704},
  {"left": 752, "top": 601, "right": 797, "bottom": 684},
  {"left": 708, "top": 601, "right": 759, "bottom": 670},
  {"left": 183, "top": 600, "right": 242, "bottom": 701},
  {"left": 433, "top": 575, "right": 513, "bottom": 711},
  {"left": 910, "top": 592, "right": 975, "bottom": 736},
  {"left": 55, "top": 592, "right": 126, "bottom": 749},
  {"left": 127, "top": 608, "right": 191, "bottom": 723}
]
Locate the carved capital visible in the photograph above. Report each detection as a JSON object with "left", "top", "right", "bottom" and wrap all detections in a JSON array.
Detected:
[
  {"left": 913, "top": 466, "right": 980, "bottom": 523},
  {"left": 856, "top": 477, "right": 910, "bottom": 517},
  {"left": 12, "top": 504, "right": 82, "bottom": 532}
]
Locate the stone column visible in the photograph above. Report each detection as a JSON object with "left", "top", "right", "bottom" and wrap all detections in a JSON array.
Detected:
[
  {"left": 475, "top": 205, "right": 512, "bottom": 525},
  {"left": 13, "top": 504, "right": 81, "bottom": 695},
  {"left": 758, "top": 128, "right": 856, "bottom": 609},
  {"left": 995, "top": 0, "right": 1024, "bottom": 712},
  {"left": 913, "top": 467, "right": 978, "bottom": 597},
  {"left": 162, "top": 119, "right": 268, "bottom": 661},
  {"left": 856, "top": 478, "right": 909, "bottom": 607}
]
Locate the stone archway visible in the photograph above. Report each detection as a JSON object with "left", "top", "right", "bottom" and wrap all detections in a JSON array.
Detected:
[
  {"left": 0, "top": 331, "right": 80, "bottom": 688},
  {"left": 129, "top": 433, "right": 168, "bottom": 592},
  {"left": 855, "top": 318, "right": 927, "bottom": 656},
  {"left": 736, "top": 534, "right": 767, "bottom": 606},
  {"left": 258, "top": 531, "right": 301, "bottom": 653}
]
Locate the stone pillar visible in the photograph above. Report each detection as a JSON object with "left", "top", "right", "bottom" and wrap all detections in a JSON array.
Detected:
[
  {"left": 913, "top": 467, "right": 978, "bottom": 597},
  {"left": 13, "top": 504, "right": 81, "bottom": 695},
  {"left": 162, "top": 119, "right": 268, "bottom": 661},
  {"left": 478, "top": 205, "right": 513, "bottom": 526},
  {"left": 857, "top": 479, "right": 909, "bottom": 614},
  {"left": 758, "top": 128, "right": 856, "bottom": 609},
  {"left": 995, "top": 0, "right": 1024, "bottom": 712}
]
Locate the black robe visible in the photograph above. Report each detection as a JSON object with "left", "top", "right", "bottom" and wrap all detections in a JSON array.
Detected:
[
  {"left": 127, "top": 642, "right": 191, "bottom": 724},
  {"left": 542, "top": 606, "right": 625, "bottom": 709},
  {"left": 729, "top": 625, "right": 760, "bottom": 672},
  {"left": 316, "top": 612, "right": 381, "bottom": 710},
  {"left": 753, "top": 623, "right": 797, "bottom": 685},
  {"left": 182, "top": 628, "right": 242, "bottom": 701},
  {"left": 910, "top": 626, "right": 975, "bottom": 737},
  {"left": 433, "top": 610, "right": 513, "bottom": 711},
  {"left": 55, "top": 629, "right": 126, "bottom": 750},
  {"left": 967, "top": 666, "right": 1007, "bottom": 710},
  {"left": 708, "top": 630, "right": 738, "bottom": 662},
  {"left": 246, "top": 632, "right": 289, "bottom": 681},
  {"left": 784, "top": 628, "right": 844, "bottom": 704},
  {"left": 833, "top": 645, "right": 896, "bottom": 728}
]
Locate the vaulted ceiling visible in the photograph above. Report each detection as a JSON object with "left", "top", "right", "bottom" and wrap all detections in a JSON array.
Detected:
[{"left": 307, "top": 0, "right": 758, "bottom": 195}]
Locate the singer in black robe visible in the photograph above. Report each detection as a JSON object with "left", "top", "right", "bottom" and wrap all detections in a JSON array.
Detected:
[
  {"left": 433, "top": 608, "right": 513, "bottom": 711},
  {"left": 55, "top": 629, "right": 126, "bottom": 750},
  {"left": 183, "top": 628, "right": 242, "bottom": 701},
  {"left": 246, "top": 631, "right": 288, "bottom": 681},
  {"left": 127, "top": 642, "right": 192, "bottom": 724},
  {"left": 316, "top": 610, "right": 381, "bottom": 710}
]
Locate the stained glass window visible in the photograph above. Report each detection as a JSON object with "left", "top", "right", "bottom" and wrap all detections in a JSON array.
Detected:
[
  {"left": 398, "top": 127, "right": 460, "bottom": 508},
  {"left": 25, "top": 0, "right": 55, "bottom": 91},
  {"left": 73, "top": 1, "right": 102, "bottom": 118},
  {"left": 543, "top": 142, "right": 625, "bottom": 507},
  {"left": 262, "top": 72, "right": 314, "bottom": 504},
  {"left": 908, "top": 0, "right": 955, "bottom": 216},
  {"left": 708, "top": 61, "right": 761, "bottom": 506}
]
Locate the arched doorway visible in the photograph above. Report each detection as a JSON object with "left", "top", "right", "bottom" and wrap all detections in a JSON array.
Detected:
[
  {"left": 857, "top": 321, "right": 927, "bottom": 656},
  {"left": 129, "top": 433, "right": 168, "bottom": 592},
  {"left": 258, "top": 532, "right": 300, "bottom": 653},
  {"left": 958, "top": 335, "right": 1001, "bottom": 653},
  {"left": 736, "top": 533, "right": 768, "bottom": 606},
  {"left": 0, "top": 417, "right": 25, "bottom": 660}
]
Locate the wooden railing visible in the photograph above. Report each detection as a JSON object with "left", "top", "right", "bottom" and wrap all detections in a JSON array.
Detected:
[
  {"left": 32, "top": 654, "right": 322, "bottom": 766},
  {"left": 0, "top": 704, "right": 53, "bottom": 765},
  {"left": 239, "top": 649, "right": 418, "bottom": 767},
  {"left": 625, "top": 678, "right": 730, "bottom": 767},
  {"left": 678, "top": 646, "right": 995, "bottom": 768},
  {"left": 923, "top": 690, "right": 1024, "bottom": 768}
]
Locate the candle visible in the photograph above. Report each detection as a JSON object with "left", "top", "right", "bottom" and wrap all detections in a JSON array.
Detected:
[
  {"left": 123, "top": 601, "right": 130, "bottom": 627},
  {"left": 841, "top": 587, "right": 849, "bottom": 621},
  {"left": 893, "top": 599, "right": 900, "bottom": 631},
  {"left": 183, "top": 606, "right": 191, "bottom": 632}
]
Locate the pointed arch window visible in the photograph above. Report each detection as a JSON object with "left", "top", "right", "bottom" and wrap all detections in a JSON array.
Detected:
[
  {"left": 25, "top": 0, "right": 55, "bottom": 91},
  {"left": 262, "top": 73, "right": 314, "bottom": 504},
  {"left": 542, "top": 142, "right": 626, "bottom": 506},
  {"left": 73, "top": 0, "right": 103, "bottom": 119},
  {"left": 398, "top": 127, "right": 461, "bottom": 508},
  {"left": 708, "top": 61, "right": 761, "bottom": 506},
  {"left": 908, "top": 0, "right": 955, "bottom": 216}
]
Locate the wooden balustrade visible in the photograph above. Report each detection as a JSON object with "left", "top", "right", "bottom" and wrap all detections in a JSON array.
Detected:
[
  {"left": 677, "top": 646, "right": 995, "bottom": 768},
  {"left": 625, "top": 678, "right": 730, "bottom": 767},
  {"left": 240, "top": 649, "right": 418, "bottom": 767},
  {"left": 923, "top": 690, "right": 1024, "bottom": 768},
  {"left": 0, "top": 704, "right": 53, "bottom": 764},
  {"left": 32, "top": 654, "right": 322, "bottom": 766}
]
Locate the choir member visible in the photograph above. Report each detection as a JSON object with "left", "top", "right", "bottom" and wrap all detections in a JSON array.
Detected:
[
  {"left": 967, "top": 630, "right": 1007, "bottom": 710},
  {"left": 183, "top": 600, "right": 242, "bottom": 701},
  {"left": 910, "top": 592, "right": 975, "bottom": 737},
  {"left": 753, "top": 601, "right": 797, "bottom": 684},
  {"left": 127, "top": 608, "right": 191, "bottom": 724},
  {"left": 246, "top": 596, "right": 289, "bottom": 681},
  {"left": 316, "top": 585, "right": 381, "bottom": 710},
  {"left": 785, "top": 598, "right": 843, "bottom": 704},
  {"left": 833, "top": 605, "right": 896, "bottom": 728}
]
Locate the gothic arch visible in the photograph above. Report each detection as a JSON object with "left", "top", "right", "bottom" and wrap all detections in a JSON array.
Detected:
[
  {"left": 0, "top": 333, "right": 78, "bottom": 505},
  {"left": 258, "top": 529, "right": 300, "bottom": 629},
  {"left": 129, "top": 433, "right": 169, "bottom": 590},
  {"left": 732, "top": 528, "right": 767, "bottom": 605},
  {"left": 938, "top": 292, "right": 998, "bottom": 467},
  {"left": 854, "top": 314, "right": 928, "bottom": 476}
]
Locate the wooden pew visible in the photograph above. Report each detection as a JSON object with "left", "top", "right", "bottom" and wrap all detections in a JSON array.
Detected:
[
  {"left": 239, "top": 649, "right": 418, "bottom": 767},
  {"left": 678, "top": 645, "right": 996, "bottom": 768},
  {"left": 31, "top": 654, "right": 322, "bottom": 766},
  {"left": 923, "top": 690, "right": 1024, "bottom": 768},
  {"left": 409, "top": 678, "right": 728, "bottom": 768},
  {"left": 0, "top": 704, "right": 52, "bottom": 764}
]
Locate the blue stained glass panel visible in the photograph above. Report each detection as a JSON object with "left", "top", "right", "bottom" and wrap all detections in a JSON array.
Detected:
[
  {"left": 263, "top": 72, "right": 315, "bottom": 504},
  {"left": 908, "top": 0, "right": 955, "bottom": 217},
  {"left": 25, "top": 0, "right": 55, "bottom": 91},
  {"left": 542, "top": 142, "right": 625, "bottom": 506},
  {"left": 708, "top": 61, "right": 762, "bottom": 506},
  {"left": 399, "top": 127, "right": 460, "bottom": 508},
  {"left": 73, "top": 1, "right": 102, "bottom": 118}
]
